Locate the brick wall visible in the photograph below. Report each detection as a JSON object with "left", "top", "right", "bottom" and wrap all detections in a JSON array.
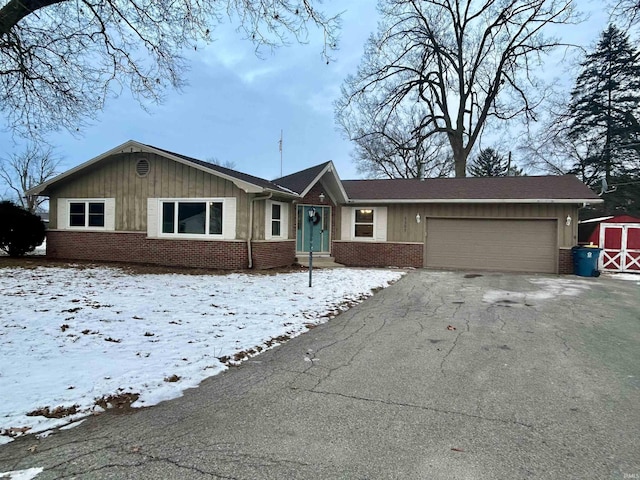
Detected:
[
  {"left": 251, "top": 240, "right": 296, "bottom": 269},
  {"left": 333, "top": 241, "right": 423, "bottom": 268},
  {"left": 47, "top": 231, "right": 572, "bottom": 273},
  {"left": 559, "top": 248, "right": 574, "bottom": 274},
  {"left": 45, "top": 230, "right": 292, "bottom": 270}
]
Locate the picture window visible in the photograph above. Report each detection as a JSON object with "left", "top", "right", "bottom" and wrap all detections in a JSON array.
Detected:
[{"left": 161, "top": 200, "right": 224, "bottom": 237}]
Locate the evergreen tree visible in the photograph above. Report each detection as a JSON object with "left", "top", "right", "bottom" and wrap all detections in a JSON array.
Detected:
[
  {"left": 468, "top": 148, "right": 509, "bottom": 177},
  {"left": 0, "top": 201, "right": 45, "bottom": 257},
  {"left": 568, "top": 25, "right": 640, "bottom": 186}
]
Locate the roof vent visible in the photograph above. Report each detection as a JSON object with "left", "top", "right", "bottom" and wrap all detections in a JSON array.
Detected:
[{"left": 136, "top": 158, "right": 150, "bottom": 177}]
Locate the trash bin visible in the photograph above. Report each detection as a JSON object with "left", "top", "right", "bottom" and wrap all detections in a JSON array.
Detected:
[{"left": 572, "top": 246, "right": 602, "bottom": 277}]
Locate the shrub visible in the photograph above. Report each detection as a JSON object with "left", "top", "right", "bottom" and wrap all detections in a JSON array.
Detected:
[{"left": 0, "top": 201, "right": 46, "bottom": 257}]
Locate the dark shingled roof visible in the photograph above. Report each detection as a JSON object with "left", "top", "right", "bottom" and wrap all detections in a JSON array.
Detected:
[
  {"left": 273, "top": 162, "right": 332, "bottom": 195},
  {"left": 148, "top": 144, "right": 295, "bottom": 195},
  {"left": 342, "top": 175, "right": 600, "bottom": 201}
]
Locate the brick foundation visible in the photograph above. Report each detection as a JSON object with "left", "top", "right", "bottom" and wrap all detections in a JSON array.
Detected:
[
  {"left": 45, "top": 231, "right": 574, "bottom": 273},
  {"left": 251, "top": 240, "right": 296, "bottom": 269},
  {"left": 46, "top": 231, "right": 294, "bottom": 270},
  {"left": 333, "top": 241, "right": 423, "bottom": 268},
  {"left": 559, "top": 248, "right": 574, "bottom": 274}
]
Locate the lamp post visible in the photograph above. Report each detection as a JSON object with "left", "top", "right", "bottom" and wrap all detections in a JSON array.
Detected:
[{"left": 308, "top": 207, "right": 316, "bottom": 287}]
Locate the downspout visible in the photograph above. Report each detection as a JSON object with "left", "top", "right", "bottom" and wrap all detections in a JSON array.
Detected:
[{"left": 248, "top": 193, "right": 272, "bottom": 269}]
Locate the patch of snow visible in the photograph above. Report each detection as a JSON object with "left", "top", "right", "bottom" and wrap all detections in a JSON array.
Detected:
[
  {"left": 0, "top": 467, "right": 43, "bottom": 480},
  {"left": 604, "top": 272, "right": 640, "bottom": 285},
  {"left": 578, "top": 216, "right": 614, "bottom": 224},
  {"left": 271, "top": 183, "right": 298, "bottom": 195},
  {"left": 32, "top": 239, "right": 46, "bottom": 256},
  {"left": 483, "top": 277, "right": 592, "bottom": 305},
  {"left": 0, "top": 265, "right": 404, "bottom": 443}
]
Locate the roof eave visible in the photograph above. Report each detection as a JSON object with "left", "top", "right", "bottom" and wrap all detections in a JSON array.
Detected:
[
  {"left": 346, "top": 198, "right": 604, "bottom": 204},
  {"left": 140, "top": 144, "right": 267, "bottom": 193},
  {"left": 25, "top": 140, "right": 275, "bottom": 196}
]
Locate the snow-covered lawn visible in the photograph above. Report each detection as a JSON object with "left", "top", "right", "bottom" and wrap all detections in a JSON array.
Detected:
[{"left": 0, "top": 265, "right": 404, "bottom": 444}]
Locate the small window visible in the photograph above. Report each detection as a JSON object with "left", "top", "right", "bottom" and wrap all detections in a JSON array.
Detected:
[
  {"left": 161, "top": 200, "right": 224, "bottom": 237},
  {"left": 355, "top": 209, "right": 374, "bottom": 238},
  {"left": 266, "top": 201, "right": 288, "bottom": 239},
  {"left": 271, "top": 203, "right": 281, "bottom": 237},
  {"left": 162, "top": 202, "right": 175, "bottom": 234},
  {"left": 69, "top": 201, "right": 105, "bottom": 228},
  {"left": 209, "top": 202, "right": 223, "bottom": 235}
]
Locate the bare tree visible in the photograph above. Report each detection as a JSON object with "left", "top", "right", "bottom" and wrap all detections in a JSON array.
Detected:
[
  {"left": 520, "top": 106, "right": 619, "bottom": 187},
  {"left": 337, "top": 0, "right": 581, "bottom": 178},
  {"left": 0, "top": 0, "right": 340, "bottom": 138},
  {"left": 207, "top": 157, "right": 237, "bottom": 170},
  {"left": 0, "top": 145, "right": 60, "bottom": 212},
  {"left": 337, "top": 96, "right": 452, "bottom": 179},
  {"left": 519, "top": 106, "right": 578, "bottom": 175}
]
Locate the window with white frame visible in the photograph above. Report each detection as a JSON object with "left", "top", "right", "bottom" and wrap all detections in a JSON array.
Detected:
[
  {"left": 271, "top": 203, "right": 282, "bottom": 237},
  {"left": 266, "top": 201, "right": 288, "bottom": 240},
  {"left": 68, "top": 201, "right": 105, "bottom": 228},
  {"left": 161, "top": 200, "right": 224, "bottom": 236},
  {"left": 354, "top": 209, "right": 374, "bottom": 238}
]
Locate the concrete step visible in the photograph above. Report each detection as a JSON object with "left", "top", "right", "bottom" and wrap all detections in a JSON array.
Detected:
[{"left": 296, "top": 256, "right": 344, "bottom": 268}]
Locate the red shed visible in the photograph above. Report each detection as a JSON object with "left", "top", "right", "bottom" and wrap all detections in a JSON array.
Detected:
[{"left": 579, "top": 215, "right": 640, "bottom": 272}]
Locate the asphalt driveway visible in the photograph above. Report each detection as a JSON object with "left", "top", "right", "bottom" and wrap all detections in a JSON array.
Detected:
[{"left": 1, "top": 270, "right": 638, "bottom": 479}]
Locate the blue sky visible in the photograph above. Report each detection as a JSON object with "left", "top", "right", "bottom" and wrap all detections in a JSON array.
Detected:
[{"left": 0, "top": 1, "right": 610, "bottom": 187}]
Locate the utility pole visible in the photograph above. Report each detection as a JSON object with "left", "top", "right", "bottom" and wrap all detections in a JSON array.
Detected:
[{"left": 279, "top": 130, "right": 283, "bottom": 178}]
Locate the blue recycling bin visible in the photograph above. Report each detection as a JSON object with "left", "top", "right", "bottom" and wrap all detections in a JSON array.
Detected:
[{"left": 572, "top": 246, "right": 602, "bottom": 277}]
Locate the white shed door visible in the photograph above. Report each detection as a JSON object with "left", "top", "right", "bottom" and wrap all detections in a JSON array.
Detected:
[{"left": 425, "top": 218, "right": 558, "bottom": 273}]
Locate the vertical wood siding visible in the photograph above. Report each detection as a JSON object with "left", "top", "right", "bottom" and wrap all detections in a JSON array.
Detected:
[
  {"left": 48, "top": 153, "right": 250, "bottom": 237},
  {"left": 253, "top": 200, "right": 266, "bottom": 240}
]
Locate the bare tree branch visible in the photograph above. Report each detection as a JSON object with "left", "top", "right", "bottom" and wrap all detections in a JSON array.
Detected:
[
  {"left": 336, "top": 0, "right": 581, "bottom": 177},
  {"left": 0, "top": 0, "right": 341, "bottom": 139},
  {"left": 0, "top": 144, "right": 60, "bottom": 211},
  {"left": 336, "top": 93, "right": 452, "bottom": 179},
  {"left": 610, "top": 0, "right": 640, "bottom": 27}
]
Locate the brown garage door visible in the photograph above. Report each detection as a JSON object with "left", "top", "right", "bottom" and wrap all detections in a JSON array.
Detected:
[{"left": 425, "top": 218, "right": 558, "bottom": 273}]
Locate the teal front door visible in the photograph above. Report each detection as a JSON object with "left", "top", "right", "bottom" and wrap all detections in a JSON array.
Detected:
[{"left": 296, "top": 205, "right": 330, "bottom": 253}]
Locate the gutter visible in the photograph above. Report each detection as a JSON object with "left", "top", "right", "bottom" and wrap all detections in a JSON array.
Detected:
[
  {"left": 248, "top": 193, "right": 272, "bottom": 268},
  {"left": 344, "top": 198, "right": 603, "bottom": 205}
]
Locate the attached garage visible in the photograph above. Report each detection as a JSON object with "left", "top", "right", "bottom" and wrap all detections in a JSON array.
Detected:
[
  {"left": 333, "top": 175, "right": 601, "bottom": 274},
  {"left": 425, "top": 218, "right": 558, "bottom": 273}
]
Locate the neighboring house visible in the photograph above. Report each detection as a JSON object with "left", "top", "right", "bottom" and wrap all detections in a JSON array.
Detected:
[
  {"left": 579, "top": 215, "right": 640, "bottom": 273},
  {"left": 26, "top": 140, "right": 602, "bottom": 274}
]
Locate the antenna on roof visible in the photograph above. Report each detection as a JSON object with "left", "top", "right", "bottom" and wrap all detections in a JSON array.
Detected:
[
  {"left": 599, "top": 178, "right": 617, "bottom": 196},
  {"left": 278, "top": 130, "right": 283, "bottom": 177}
]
